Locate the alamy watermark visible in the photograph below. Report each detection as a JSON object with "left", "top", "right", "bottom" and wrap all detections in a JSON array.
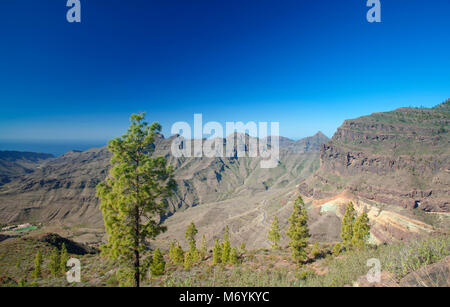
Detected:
[
  {"left": 66, "top": 1, "right": 380, "bottom": 24},
  {"left": 366, "top": 258, "right": 381, "bottom": 283},
  {"left": 367, "top": 0, "right": 381, "bottom": 23},
  {"left": 170, "top": 114, "right": 280, "bottom": 169},
  {"left": 66, "top": 0, "right": 81, "bottom": 23},
  {"left": 66, "top": 257, "right": 81, "bottom": 283}
]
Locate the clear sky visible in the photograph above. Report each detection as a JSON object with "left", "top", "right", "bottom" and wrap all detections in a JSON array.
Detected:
[{"left": 0, "top": 0, "right": 449, "bottom": 149}]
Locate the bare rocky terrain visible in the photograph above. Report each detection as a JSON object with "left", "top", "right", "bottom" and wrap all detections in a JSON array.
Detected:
[
  {"left": 159, "top": 101, "right": 450, "bottom": 248},
  {"left": 0, "top": 132, "right": 328, "bottom": 232},
  {"left": 0, "top": 101, "right": 448, "bottom": 251},
  {"left": 0, "top": 102, "right": 449, "bottom": 288},
  {"left": 300, "top": 100, "right": 450, "bottom": 213},
  {"left": 0, "top": 151, "right": 54, "bottom": 186}
]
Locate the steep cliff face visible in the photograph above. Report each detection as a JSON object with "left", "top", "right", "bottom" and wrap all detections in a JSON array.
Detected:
[
  {"left": 308, "top": 192, "right": 438, "bottom": 244},
  {"left": 300, "top": 100, "right": 450, "bottom": 212}
]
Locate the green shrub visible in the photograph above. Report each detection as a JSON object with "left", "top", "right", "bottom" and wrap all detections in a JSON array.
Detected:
[
  {"left": 311, "top": 242, "right": 322, "bottom": 259},
  {"left": 150, "top": 248, "right": 165, "bottom": 277},
  {"left": 305, "top": 235, "right": 449, "bottom": 287},
  {"left": 332, "top": 243, "right": 342, "bottom": 256},
  {"left": 297, "top": 269, "right": 316, "bottom": 280}
]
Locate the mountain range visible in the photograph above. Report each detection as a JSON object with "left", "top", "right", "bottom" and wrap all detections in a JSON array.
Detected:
[
  {"left": 0, "top": 100, "right": 448, "bottom": 249},
  {"left": 0, "top": 132, "right": 328, "bottom": 228},
  {"left": 300, "top": 100, "right": 449, "bottom": 213}
]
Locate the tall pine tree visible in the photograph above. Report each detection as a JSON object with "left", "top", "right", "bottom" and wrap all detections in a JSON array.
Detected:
[
  {"left": 212, "top": 239, "right": 222, "bottom": 265},
  {"left": 150, "top": 248, "right": 165, "bottom": 277},
  {"left": 33, "top": 250, "right": 42, "bottom": 279},
  {"left": 268, "top": 216, "right": 281, "bottom": 249},
  {"left": 221, "top": 226, "right": 231, "bottom": 264},
  {"left": 286, "top": 195, "right": 310, "bottom": 263},
  {"left": 49, "top": 248, "right": 60, "bottom": 277},
  {"left": 351, "top": 212, "right": 371, "bottom": 250},
  {"left": 169, "top": 241, "right": 184, "bottom": 265},
  {"left": 96, "top": 113, "right": 176, "bottom": 287},
  {"left": 185, "top": 222, "right": 199, "bottom": 262},
  {"left": 60, "top": 243, "right": 69, "bottom": 275},
  {"left": 184, "top": 252, "right": 192, "bottom": 270},
  {"left": 229, "top": 247, "right": 239, "bottom": 265},
  {"left": 341, "top": 202, "right": 356, "bottom": 249},
  {"left": 199, "top": 235, "right": 207, "bottom": 260}
]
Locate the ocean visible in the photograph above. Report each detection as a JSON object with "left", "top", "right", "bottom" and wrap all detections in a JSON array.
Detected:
[{"left": 0, "top": 140, "right": 107, "bottom": 156}]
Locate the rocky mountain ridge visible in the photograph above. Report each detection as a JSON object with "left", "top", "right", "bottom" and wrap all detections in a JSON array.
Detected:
[
  {"left": 0, "top": 101, "right": 448, "bottom": 249},
  {"left": 0, "top": 132, "right": 328, "bottom": 227},
  {"left": 0, "top": 151, "right": 54, "bottom": 186},
  {"left": 300, "top": 101, "right": 449, "bottom": 213}
]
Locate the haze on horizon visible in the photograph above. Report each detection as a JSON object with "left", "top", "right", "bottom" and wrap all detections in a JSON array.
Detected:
[{"left": 1, "top": 0, "right": 449, "bottom": 151}]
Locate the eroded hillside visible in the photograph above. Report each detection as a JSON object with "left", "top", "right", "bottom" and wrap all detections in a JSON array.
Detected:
[
  {"left": 0, "top": 132, "right": 328, "bottom": 228},
  {"left": 0, "top": 151, "right": 54, "bottom": 186},
  {"left": 300, "top": 100, "right": 450, "bottom": 213}
]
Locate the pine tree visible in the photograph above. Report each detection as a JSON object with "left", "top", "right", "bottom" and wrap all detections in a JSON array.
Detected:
[
  {"left": 199, "top": 235, "right": 207, "bottom": 260},
  {"left": 223, "top": 225, "right": 230, "bottom": 242},
  {"left": 33, "top": 250, "right": 42, "bottom": 279},
  {"left": 221, "top": 226, "right": 231, "bottom": 263},
  {"left": 341, "top": 202, "right": 356, "bottom": 249},
  {"left": 185, "top": 222, "right": 198, "bottom": 243},
  {"left": 176, "top": 243, "right": 185, "bottom": 265},
  {"left": 150, "top": 248, "right": 165, "bottom": 277},
  {"left": 229, "top": 247, "right": 239, "bottom": 265},
  {"left": 212, "top": 239, "right": 222, "bottom": 265},
  {"left": 169, "top": 241, "right": 176, "bottom": 263},
  {"left": 184, "top": 251, "right": 192, "bottom": 270},
  {"left": 286, "top": 195, "right": 310, "bottom": 264},
  {"left": 96, "top": 113, "right": 176, "bottom": 287},
  {"left": 222, "top": 240, "right": 231, "bottom": 264},
  {"left": 60, "top": 243, "right": 69, "bottom": 275},
  {"left": 169, "top": 241, "right": 184, "bottom": 265},
  {"left": 351, "top": 212, "right": 371, "bottom": 250},
  {"left": 189, "top": 246, "right": 199, "bottom": 263},
  {"left": 49, "top": 248, "right": 60, "bottom": 277},
  {"left": 268, "top": 216, "right": 281, "bottom": 249},
  {"left": 185, "top": 222, "right": 199, "bottom": 263}
]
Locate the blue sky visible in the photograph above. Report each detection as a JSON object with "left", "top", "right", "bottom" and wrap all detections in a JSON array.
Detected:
[{"left": 0, "top": 0, "right": 449, "bottom": 149}]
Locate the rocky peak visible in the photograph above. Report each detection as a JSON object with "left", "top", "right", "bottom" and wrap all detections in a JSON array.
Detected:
[{"left": 300, "top": 102, "right": 450, "bottom": 213}]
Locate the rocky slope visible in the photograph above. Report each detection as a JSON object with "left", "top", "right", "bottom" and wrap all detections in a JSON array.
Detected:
[
  {"left": 0, "top": 151, "right": 54, "bottom": 186},
  {"left": 1, "top": 102, "right": 448, "bottom": 249},
  {"left": 300, "top": 100, "right": 450, "bottom": 213},
  {"left": 0, "top": 132, "right": 328, "bottom": 227},
  {"left": 156, "top": 98, "right": 450, "bottom": 248}
]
